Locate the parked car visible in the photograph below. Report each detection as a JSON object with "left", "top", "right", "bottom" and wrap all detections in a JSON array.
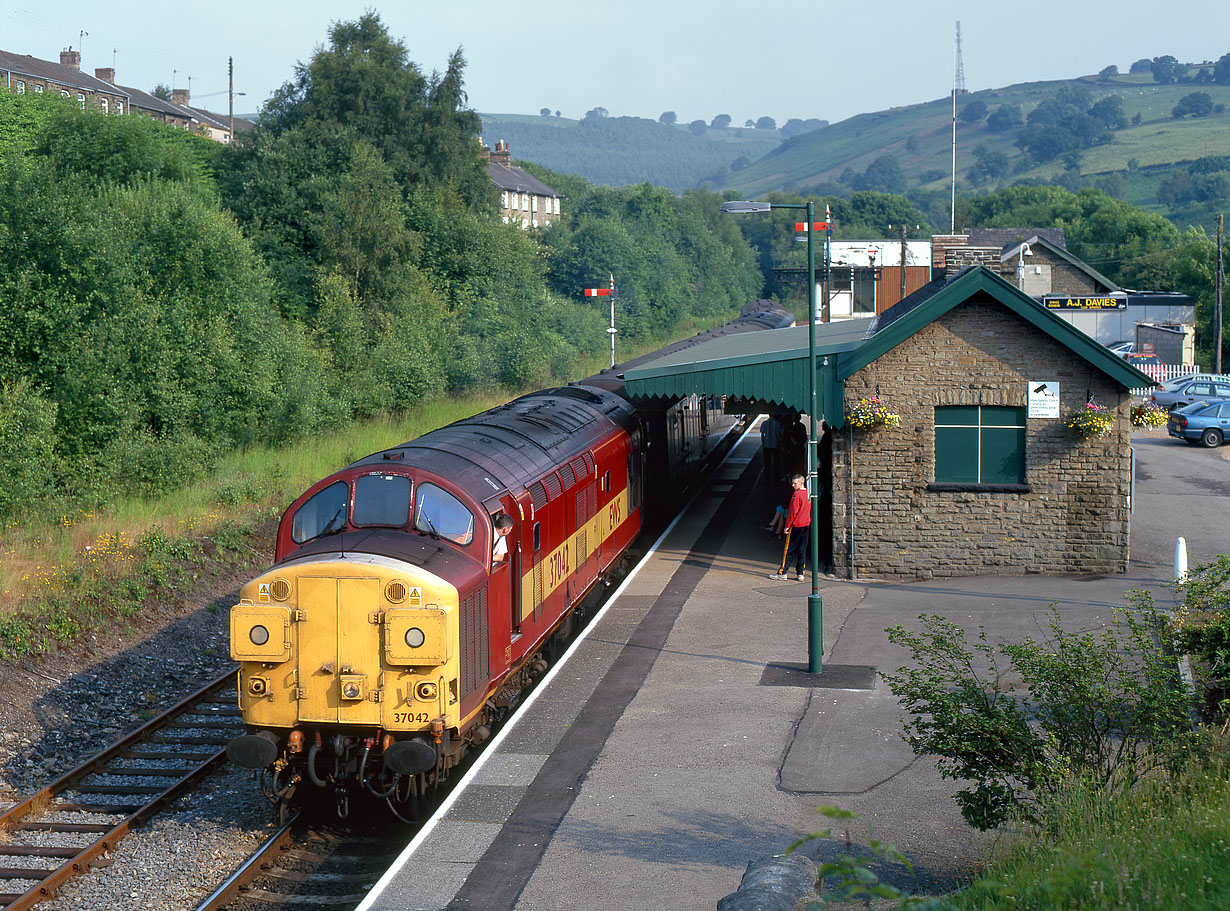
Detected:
[
  {"left": 1151, "top": 377, "right": 1230, "bottom": 410},
  {"left": 1168, "top": 401, "right": 1230, "bottom": 447},
  {"left": 1123, "top": 352, "right": 1161, "bottom": 369}
]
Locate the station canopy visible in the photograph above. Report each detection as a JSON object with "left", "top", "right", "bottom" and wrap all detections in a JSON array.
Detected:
[{"left": 622, "top": 267, "right": 1155, "bottom": 429}]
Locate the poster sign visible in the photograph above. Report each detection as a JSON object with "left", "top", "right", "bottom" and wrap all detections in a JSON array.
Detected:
[{"left": 1028, "top": 381, "right": 1060, "bottom": 418}]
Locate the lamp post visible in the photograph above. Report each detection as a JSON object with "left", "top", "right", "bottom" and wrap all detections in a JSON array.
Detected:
[
  {"left": 1016, "top": 242, "right": 1033, "bottom": 292},
  {"left": 721, "top": 199, "right": 823, "bottom": 674}
]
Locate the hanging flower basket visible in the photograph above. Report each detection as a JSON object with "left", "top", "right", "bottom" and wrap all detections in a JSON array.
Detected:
[
  {"left": 847, "top": 396, "right": 901, "bottom": 431},
  {"left": 1065, "top": 402, "right": 1116, "bottom": 439},
  {"left": 1130, "top": 401, "right": 1167, "bottom": 428}
]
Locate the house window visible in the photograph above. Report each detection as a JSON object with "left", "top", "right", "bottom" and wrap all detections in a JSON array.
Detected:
[
  {"left": 15, "top": 81, "right": 24, "bottom": 94},
  {"left": 34, "top": 84, "right": 43, "bottom": 93},
  {"left": 554, "top": 198, "right": 560, "bottom": 215},
  {"left": 531, "top": 195, "right": 538, "bottom": 213},
  {"left": 500, "top": 191, "right": 508, "bottom": 208},
  {"left": 100, "top": 98, "right": 108, "bottom": 113},
  {"left": 77, "top": 93, "right": 85, "bottom": 108},
  {"left": 521, "top": 193, "right": 529, "bottom": 211},
  {"left": 934, "top": 406, "right": 1026, "bottom": 484},
  {"left": 117, "top": 101, "right": 124, "bottom": 115},
  {"left": 60, "top": 89, "right": 69, "bottom": 97}
]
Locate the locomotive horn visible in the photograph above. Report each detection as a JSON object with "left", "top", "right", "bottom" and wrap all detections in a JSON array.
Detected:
[
  {"left": 384, "top": 738, "right": 438, "bottom": 774},
  {"left": 226, "top": 731, "right": 280, "bottom": 769}
]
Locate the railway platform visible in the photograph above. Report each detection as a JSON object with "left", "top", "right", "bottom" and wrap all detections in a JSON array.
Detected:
[{"left": 359, "top": 424, "right": 1211, "bottom": 911}]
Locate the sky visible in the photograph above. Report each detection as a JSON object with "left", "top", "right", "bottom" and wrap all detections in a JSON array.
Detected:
[{"left": 3, "top": 1, "right": 1228, "bottom": 126}]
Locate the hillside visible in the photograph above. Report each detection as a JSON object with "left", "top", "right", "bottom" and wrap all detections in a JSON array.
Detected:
[
  {"left": 719, "top": 71, "right": 1230, "bottom": 229},
  {"left": 478, "top": 111, "right": 782, "bottom": 191}
]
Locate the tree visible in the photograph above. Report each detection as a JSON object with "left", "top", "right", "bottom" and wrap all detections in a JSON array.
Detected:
[
  {"left": 658, "top": 110, "right": 677, "bottom": 125},
  {"left": 1099, "top": 64, "right": 1119, "bottom": 76},
  {"left": 986, "top": 103, "right": 1023, "bottom": 132},
  {"left": 540, "top": 107, "right": 551, "bottom": 117},
  {"left": 971, "top": 143, "right": 1010, "bottom": 180},
  {"left": 958, "top": 98, "right": 988, "bottom": 124},
  {"left": 584, "top": 106, "right": 609, "bottom": 119},
  {"left": 688, "top": 119, "right": 706, "bottom": 136},
  {"left": 710, "top": 113, "right": 731, "bottom": 129},
  {"left": 1150, "top": 55, "right": 1182, "bottom": 83},
  {"left": 1129, "top": 58, "right": 1152, "bottom": 73},
  {"left": 1089, "top": 94, "right": 1128, "bottom": 129},
  {"left": 854, "top": 155, "right": 906, "bottom": 194},
  {"left": 151, "top": 83, "right": 172, "bottom": 101},
  {"left": 1216, "top": 53, "right": 1230, "bottom": 85},
  {"left": 1173, "top": 91, "right": 1215, "bottom": 118},
  {"left": 754, "top": 115, "right": 776, "bottom": 130},
  {"left": 744, "top": 119, "right": 755, "bottom": 128}
]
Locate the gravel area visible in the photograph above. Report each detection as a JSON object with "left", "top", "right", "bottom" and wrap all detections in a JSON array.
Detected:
[{"left": 0, "top": 570, "right": 286, "bottom": 909}]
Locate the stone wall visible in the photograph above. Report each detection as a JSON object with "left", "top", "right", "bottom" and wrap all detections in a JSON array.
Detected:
[{"left": 830, "top": 294, "right": 1131, "bottom": 580}]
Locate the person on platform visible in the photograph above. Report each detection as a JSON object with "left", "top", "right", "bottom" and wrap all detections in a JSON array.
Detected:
[
  {"left": 760, "top": 414, "right": 783, "bottom": 487},
  {"left": 769, "top": 474, "right": 809, "bottom": 581}
]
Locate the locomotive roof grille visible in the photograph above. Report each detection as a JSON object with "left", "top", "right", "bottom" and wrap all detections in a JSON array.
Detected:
[
  {"left": 560, "top": 462, "right": 576, "bottom": 490},
  {"left": 529, "top": 481, "right": 548, "bottom": 510},
  {"left": 542, "top": 472, "right": 563, "bottom": 500}
]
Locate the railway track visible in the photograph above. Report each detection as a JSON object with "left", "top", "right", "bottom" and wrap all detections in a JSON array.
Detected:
[
  {"left": 196, "top": 816, "right": 405, "bottom": 911},
  {"left": 0, "top": 667, "right": 244, "bottom": 910}
]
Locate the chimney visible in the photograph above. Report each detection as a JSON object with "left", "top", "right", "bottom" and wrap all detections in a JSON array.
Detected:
[
  {"left": 60, "top": 48, "right": 81, "bottom": 70},
  {"left": 930, "top": 234, "right": 969, "bottom": 275},
  {"left": 172, "top": 88, "right": 190, "bottom": 106},
  {"left": 491, "top": 139, "right": 511, "bottom": 169},
  {"left": 94, "top": 67, "right": 115, "bottom": 83}
]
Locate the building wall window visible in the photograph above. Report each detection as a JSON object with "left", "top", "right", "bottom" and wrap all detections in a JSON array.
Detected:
[
  {"left": 531, "top": 195, "right": 538, "bottom": 213},
  {"left": 554, "top": 198, "right": 560, "bottom": 215},
  {"left": 60, "top": 89, "right": 69, "bottom": 97},
  {"left": 117, "top": 101, "right": 124, "bottom": 115},
  {"left": 500, "top": 191, "right": 508, "bottom": 208},
  {"left": 934, "top": 406, "right": 1026, "bottom": 484},
  {"left": 34, "top": 84, "right": 43, "bottom": 93},
  {"left": 77, "top": 93, "right": 85, "bottom": 108},
  {"left": 100, "top": 98, "right": 108, "bottom": 113},
  {"left": 15, "top": 81, "right": 24, "bottom": 94}
]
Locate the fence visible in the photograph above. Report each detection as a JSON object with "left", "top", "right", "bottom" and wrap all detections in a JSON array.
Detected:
[{"left": 1130, "top": 363, "right": 1201, "bottom": 398}]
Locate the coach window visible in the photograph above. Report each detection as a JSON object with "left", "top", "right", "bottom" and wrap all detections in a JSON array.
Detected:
[
  {"left": 291, "top": 481, "right": 349, "bottom": 543},
  {"left": 414, "top": 483, "right": 475, "bottom": 545},
  {"left": 933, "top": 406, "right": 1026, "bottom": 486},
  {"left": 352, "top": 474, "right": 412, "bottom": 527}
]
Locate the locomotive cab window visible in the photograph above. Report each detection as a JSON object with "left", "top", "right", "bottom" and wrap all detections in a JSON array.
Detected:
[
  {"left": 533, "top": 522, "right": 541, "bottom": 551},
  {"left": 352, "top": 474, "right": 412, "bottom": 527},
  {"left": 291, "top": 481, "right": 349, "bottom": 543},
  {"left": 414, "top": 483, "right": 475, "bottom": 545}
]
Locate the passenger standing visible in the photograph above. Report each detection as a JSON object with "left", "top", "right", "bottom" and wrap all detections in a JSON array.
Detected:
[
  {"left": 770, "top": 474, "right": 809, "bottom": 581},
  {"left": 760, "top": 414, "right": 783, "bottom": 487},
  {"left": 783, "top": 415, "right": 809, "bottom": 480}
]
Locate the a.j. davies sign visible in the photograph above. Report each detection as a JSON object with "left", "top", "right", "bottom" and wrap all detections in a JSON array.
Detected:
[{"left": 1043, "top": 296, "right": 1127, "bottom": 311}]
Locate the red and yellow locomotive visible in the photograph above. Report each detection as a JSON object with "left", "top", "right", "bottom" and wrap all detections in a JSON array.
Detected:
[{"left": 226, "top": 303, "right": 793, "bottom": 817}]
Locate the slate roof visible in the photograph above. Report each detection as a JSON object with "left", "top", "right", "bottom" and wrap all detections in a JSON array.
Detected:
[
  {"left": 1002, "top": 235, "right": 1120, "bottom": 293},
  {"left": 968, "top": 227, "right": 1067, "bottom": 251},
  {"left": 116, "top": 84, "right": 190, "bottom": 118},
  {"left": 486, "top": 162, "right": 560, "bottom": 198},
  {"left": 0, "top": 49, "right": 128, "bottom": 96}
]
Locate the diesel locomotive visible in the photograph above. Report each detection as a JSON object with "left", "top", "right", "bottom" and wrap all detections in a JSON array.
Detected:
[{"left": 226, "top": 302, "right": 792, "bottom": 818}]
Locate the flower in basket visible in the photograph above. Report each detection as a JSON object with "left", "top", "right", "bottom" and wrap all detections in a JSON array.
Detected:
[
  {"left": 1065, "top": 402, "right": 1116, "bottom": 439},
  {"left": 1130, "top": 401, "right": 1167, "bottom": 428},
  {"left": 847, "top": 396, "right": 901, "bottom": 431}
]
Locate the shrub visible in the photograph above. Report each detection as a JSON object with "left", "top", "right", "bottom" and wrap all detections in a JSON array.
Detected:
[
  {"left": 1169, "top": 556, "right": 1230, "bottom": 708},
  {"left": 884, "top": 595, "right": 1201, "bottom": 830}
]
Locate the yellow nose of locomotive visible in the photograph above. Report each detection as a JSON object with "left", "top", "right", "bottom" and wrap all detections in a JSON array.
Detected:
[{"left": 230, "top": 558, "right": 461, "bottom": 736}]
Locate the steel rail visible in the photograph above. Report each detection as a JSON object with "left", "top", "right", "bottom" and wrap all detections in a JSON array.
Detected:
[
  {"left": 193, "top": 814, "right": 298, "bottom": 911},
  {"left": 0, "top": 666, "right": 241, "bottom": 910}
]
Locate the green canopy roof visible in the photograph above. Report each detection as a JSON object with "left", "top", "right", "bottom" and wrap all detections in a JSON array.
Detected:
[{"left": 623, "top": 267, "right": 1155, "bottom": 429}]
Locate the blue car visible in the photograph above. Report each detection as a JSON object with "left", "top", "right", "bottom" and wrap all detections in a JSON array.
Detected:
[{"left": 1168, "top": 401, "right": 1230, "bottom": 447}]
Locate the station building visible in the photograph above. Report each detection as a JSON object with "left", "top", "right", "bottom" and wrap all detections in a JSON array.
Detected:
[{"left": 625, "top": 266, "right": 1153, "bottom": 580}]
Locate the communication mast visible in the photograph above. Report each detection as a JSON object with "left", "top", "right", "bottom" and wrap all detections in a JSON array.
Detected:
[{"left": 955, "top": 22, "right": 967, "bottom": 96}]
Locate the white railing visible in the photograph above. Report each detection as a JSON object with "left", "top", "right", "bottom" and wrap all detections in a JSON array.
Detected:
[{"left": 1130, "top": 363, "right": 1200, "bottom": 397}]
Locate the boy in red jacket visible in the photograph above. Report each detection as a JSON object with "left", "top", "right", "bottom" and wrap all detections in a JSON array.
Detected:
[{"left": 770, "top": 474, "right": 809, "bottom": 581}]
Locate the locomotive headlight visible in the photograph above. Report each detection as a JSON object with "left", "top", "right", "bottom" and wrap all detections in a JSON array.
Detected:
[
  {"left": 249, "top": 625, "right": 270, "bottom": 646},
  {"left": 405, "top": 627, "right": 426, "bottom": 648},
  {"left": 248, "top": 675, "right": 268, "bottom": 696},
  {"left": 415, "top": 682, "right": 438, "bottom": 701}
]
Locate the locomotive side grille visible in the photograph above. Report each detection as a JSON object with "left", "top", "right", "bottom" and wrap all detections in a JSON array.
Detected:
[
  {"left": 533, "top": 562, "right": 543, "bottom": 607},
  {"left": 587, "top": 483, "right": 597, "bottom": 520},
  {"left": 459, "top": 586, "right": 490, "bottom": 698},
  {"left": 543, "top": 472, "right": 563, "bottom": 500},
  {"left": 575, "top": 489, "right": 586, "bottom": 527},
  {"left": 529, "top": 482, "right": 548, "bottom": 511},
  {"left": 577, "top": 529, "right": 587, "bottom": 563}
]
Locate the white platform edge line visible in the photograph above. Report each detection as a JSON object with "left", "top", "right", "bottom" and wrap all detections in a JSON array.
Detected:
[{"left": 356, "top": 423, "right": 758, "bottom": 910}]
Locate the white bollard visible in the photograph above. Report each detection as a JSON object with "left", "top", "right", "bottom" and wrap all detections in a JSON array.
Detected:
[{"left": 1175, "top": 536, "right": 1188, "bottom": 583}]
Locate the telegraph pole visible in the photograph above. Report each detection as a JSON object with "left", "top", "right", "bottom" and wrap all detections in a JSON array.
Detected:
[
  {"left": 899, "top": 224, "right": 907, "bottom": 302},
  {"left": 1217, "top": 213, "right": 1224, "bottom": 374},
  {"left": 228, "top": 57, "right": 234, "bottom": 142}
]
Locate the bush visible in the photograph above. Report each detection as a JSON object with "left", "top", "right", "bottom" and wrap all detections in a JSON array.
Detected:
[
  {"left": 884, "top": 595, "right": 1201, "bottom": 830},
  {"left": 1170, "top": 556, "right": 1230, "bottom": 708}
]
